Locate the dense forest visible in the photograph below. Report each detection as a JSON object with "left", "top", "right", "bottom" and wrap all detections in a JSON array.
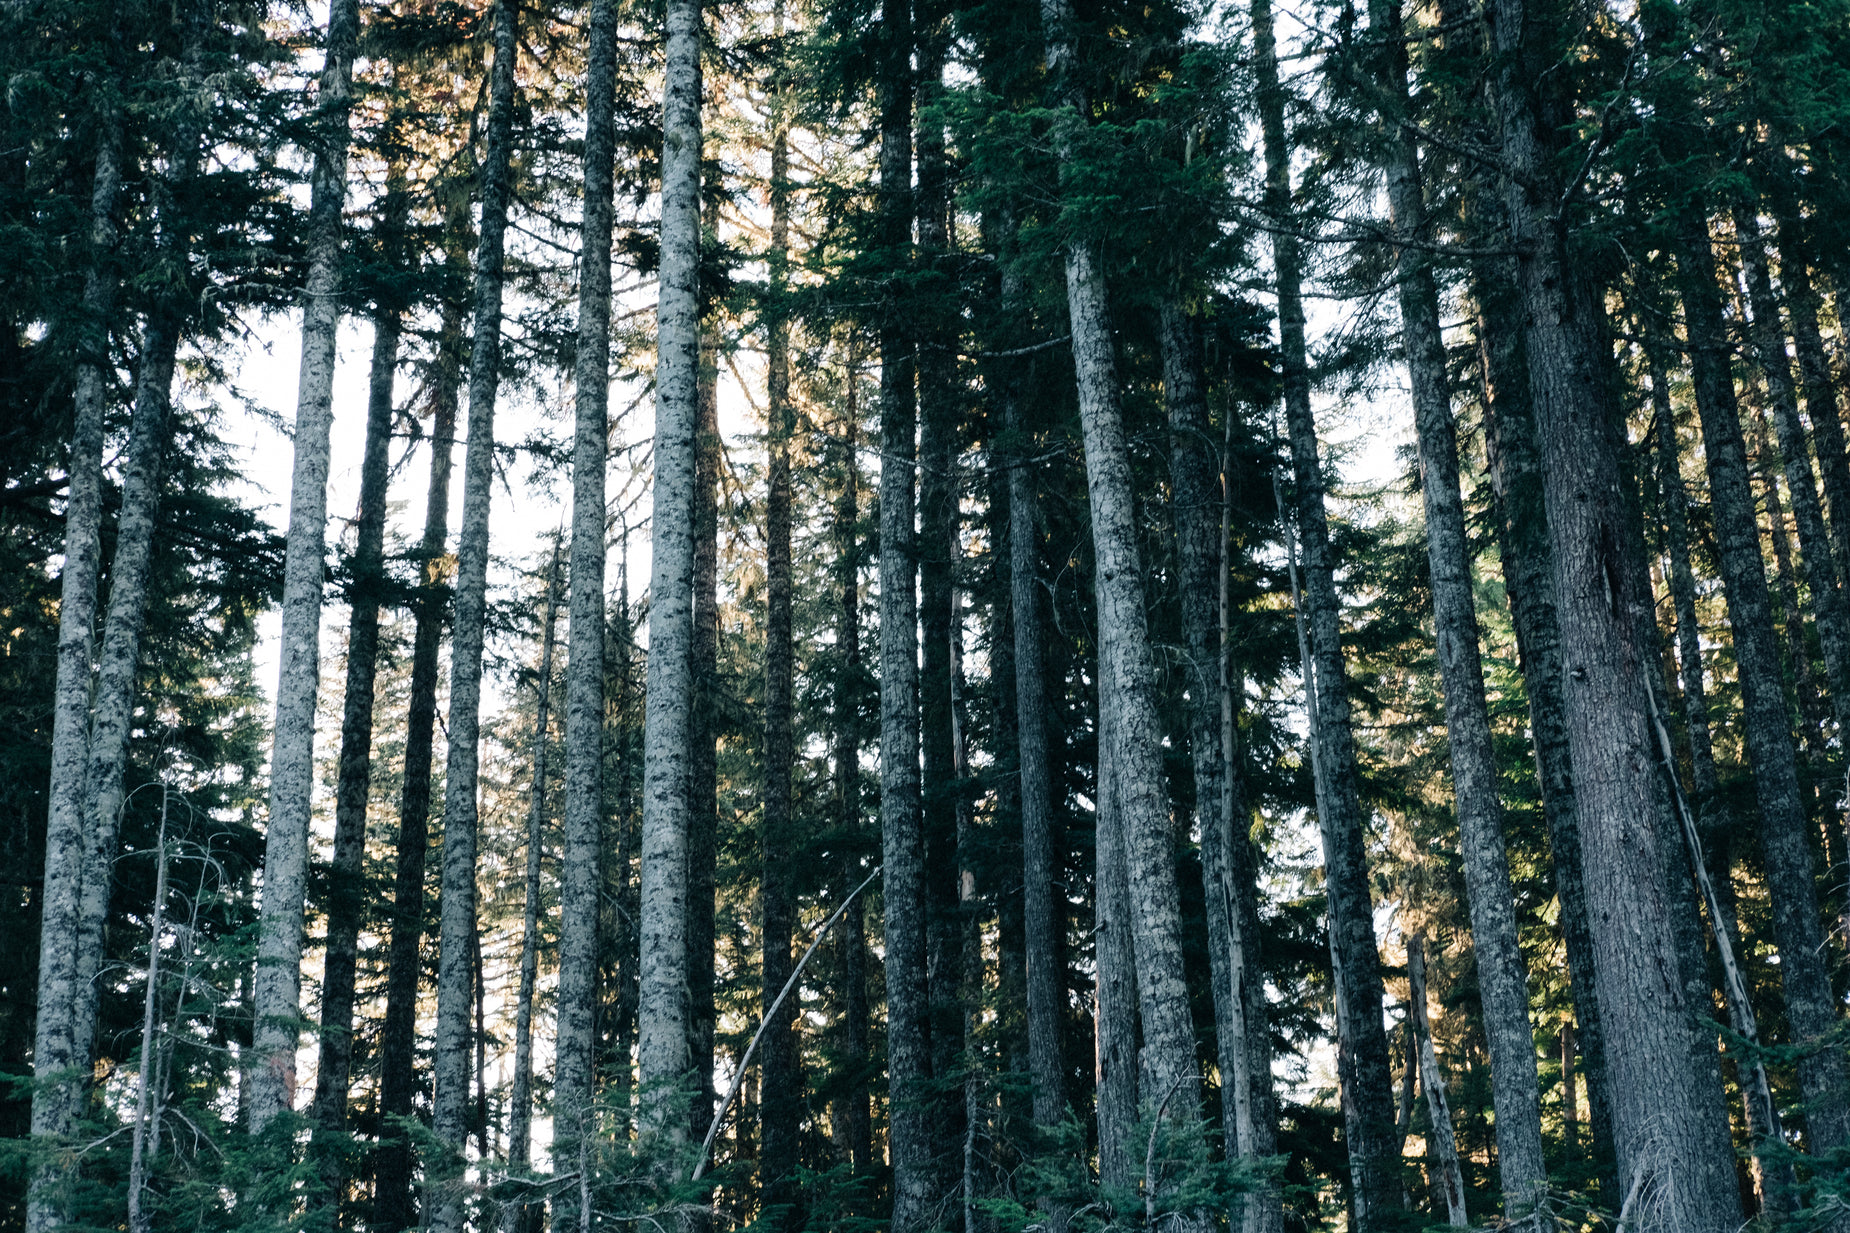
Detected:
[{"left": 4, "top": 0, "right": 1850, "bottom": 1221}]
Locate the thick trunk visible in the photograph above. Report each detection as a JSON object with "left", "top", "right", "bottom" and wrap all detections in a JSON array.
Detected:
[
  {"left": 249, "top": 0, "right": 361, "bottom": 1132},
  {"left": 759, "top": 62, "right": 800, "bottom": 1224},
  {"left": 639, "top": 0, "right": 701, "bottom": 1141},
  {"left": 505, "top": 544, "right": 561, "bottom": 1233},
  {"left": 309, "top": 303, "right": 401, "bottom": 1185},
  {"left": 553, "top": 0, "right": 617, "bottom": 1194},
  {"left": 27, "top": 135, "right": 120, "bottom": 1233},
  {"left": 1092, "top": 721, "right": 1139, "bottom": 1191},
  {"left": 1481, "top": 0, "right": 1743, "bottom": 1213},
  {"left": 876, "top": 0, "right": 933, "bottom": 1218},
  {"left": 1040, "top": 1, "right": 1204, "bottom": 1189},
  {"left": 1476, "top": 297, "right": 1616, "bottom": 1181},
  {"left": 429, "top": 0, "right": 516, "bottom": 1222},
  {"left": 1671, "top": 214, "right": 1850, "bottom": 1157},
  {"left": 1250, "top": 0, "right": 1398, "bottom": 1218},
  {"left": 1370, "top": 37, "right": 1545, "bottom": 1207},
  {"left": 1405, "top": 937, "right": 1467, "bottom": 1228}
]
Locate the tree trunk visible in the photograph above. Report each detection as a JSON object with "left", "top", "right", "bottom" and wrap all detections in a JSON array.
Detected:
[
  {"left": 1480, "top": 0, "right": 1744, "bottom": 1212},
  {"left": 876, "top": 0, "right": 933, "bottom": 1218},
  {"left": 249, "top": 0, "right": 361, "bottom": 1132},
  {"left": 553, "top": 0, "right": 618, "bottom": 1201},
  {"left": 1778, "top": 239, "right": 1850, "bottom": 584},
  {"left": 639, "top": 0, "right": 701, "bottom": 1142},
  {"left": 1092, "top": 717, "right": 1139, "bottom": 1191},
  {"left": 505, "top": 543, "right": 561, "bottom": 1233},
  {"left": 832, "top": 380, "right": 874, "bottom": 1177},
  {"left": 1670, "top": 212, "right": 1850, "bottom": 1158},
  {"left": 688, "top": 196, "right": 721, "bottom": 1157},
  {"left": 1250, "top": 0, "right": 1399, "bottom": 1220},
  {"left": 374, "top": 246, "right": 464, "bottom": 1231},
  {"left": 26, "top": 134, "right": 119, "bottom": 1233},
  {"left": 308, "top": 297, "right": 401, "bottom": 1192},
  {"left": 429, "top": 0, "right": 516, "bottom": 1222},
  {"left": 1368, "top": 27, "right": 1546, "bottom": 1207},
  {"left": 1006, "top": 291, "right": 1063, "bottom": 1135},
  {"left": 1475, "top": 295, "right": 1617, "bottom": 1184},
  {"left": 1404, "top": 936, "right": 1467, "bottom": 1228},
  {"left": 1040, "top": 0, "right": 1206, "bottom": 1187},
  {"left": 759, "top": 47, "right": 800, "bottom": 1223}
]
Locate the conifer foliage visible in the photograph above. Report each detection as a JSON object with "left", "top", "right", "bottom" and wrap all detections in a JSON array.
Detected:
[{"left": 7, "top": 0, "right": 1850, "bottom": 1227}]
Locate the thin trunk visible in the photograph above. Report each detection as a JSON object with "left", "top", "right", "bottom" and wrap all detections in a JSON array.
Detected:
[
  {"left": 429, "top": 0, "right": 517, "bottom": 1222},
  {"left": 1041, "top": 0, "right": 1205, "bottom": 1187},
  {"left": 26, "top": 133, "right": 118, "bottom": 1233},
  {"left": 1779, "top": 240, "right": 1850, "bottom": 584},
  {"left": 374, "top": 265, "right": 463, "bottom": 1233},
  {"left": 832, "top": 383, "right": 873, "bottom": 1177},
  {"left": 760, "top": 39, "right": 800, "bottom": 1221},
  {"left": 639, "top": 0, "right": 701, "bottom": 1141},
  {"left": 1481, "top": 0, "right": 1744, "bottom": 1212},
  {"left": 126, "top": 787, "right": 170, "bottom": 1233},
  {"left": 1749, "top": 406, "right": 1831, "bottom": 783},
  {"left": 1370, "top": 21, "right": 1546, "bottom": 1206},
  {"left": 1561, "top": 1020, "right": 1577, "bottom": 1159},
  {"left": 554, "top": 0, "right": 617, "bottom": 1204},
  {"left": 1250, "top": 0, "right": 1398, "bottom": 1219},
  {"left": 505, "top": 543, "right": 562, "bottom": 1233},
  {"left": 1006, "top": 280, "right": 1062, "bottom": 1133},
  {"left": 249, "top": 0, "right": 361, "bottom": 1131},
  {"left": 876, "top": 0, "right": 932, "bottom": 1217},
  {"left": 688, "top": 196, "right": 721, "bottom": 1156},
  {"left": 1404, "top": 936, "right": 1467, "bottom": 1229},
  {"left": 310, "top": 296, "right": 403, "bottom": 1185},
  {"left": 1671, "top": 212, "right": 1850, "bottom": 1158}
]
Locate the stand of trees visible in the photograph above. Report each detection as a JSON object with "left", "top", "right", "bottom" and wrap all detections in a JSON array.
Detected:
[{"left": 4, "top": 0, "right": 1850, "bottom": 1226}]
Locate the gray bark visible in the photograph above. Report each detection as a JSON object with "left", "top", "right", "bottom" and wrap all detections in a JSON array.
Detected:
[
  {"left": 429, "top": 0, "right": 516, "bottom": 1222},
  {"left": 1671, "top": 213, "right": 1850, "bottom": 1159},
  {"left": 1369, "top": 33, "right": 1545, "bottom": 1206},
  {"left": 1779, "top": 240, "right": 1850, "bottom": 585},
  {"left": 1040, "top": 0, "right": 1205, "bottom": 1179},
  {"left": 1475, "top": 300, "right": 1617, "bottom": 1181},
  {"left": 639, "top": 0, "right": 701, "bottom": 1141},
  {"left": 505, "top": 542, "right": 561, "bottom": 1233},
  {"left": 875, "top": 0, "right": 933, "bottom": 1217},
  {"left": 27, "top": 134, "right": 120, "bottom": 1233},
  {"left": 1404, "top": 937, "right": 1466, "bottom": 1228},
  {"left": 553, "top": 0, "right": 619, "bottom": 1190},
  {"left": 1250, "top": 0, "right": 1399, "bottom": 1219},
  {"left": 1479, "top": 0, "right": 1744, "bottom": 1214},
  {"left": 308, "top": 298, "right": 401, "bottom": 1187},
  {"left": 1092, "top": 719, "right": 1139, "bottom": 1192},
  {"left": 249, "top": 0, "right": 361, "bottom": 1132}
]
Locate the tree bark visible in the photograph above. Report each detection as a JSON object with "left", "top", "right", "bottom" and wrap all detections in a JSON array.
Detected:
[
  {"left": 26, "top": 134, "right": 120, "bottom": 1233},
  {"left": 309, "top": 296, "right": 402, "bottom": 1191},
  {"left": 639, "top": 0, "right": 701, "bottom": 1142},
  {"left": 1404, "top": 936, "right": 1467, "bottom": 1228},
  {"left": 429, "top": 0, "right": 517, "bottom": 1222},
  {"left": 1670, "top": 212, "right": 1850, "bottom": 1158},
  {"left": 505, "top": 543, "right": 561, "bottom": 1233},
  {"left": 1092, "top": 717, "right": 1139, "bottom": 1192},
  {"left": 249, "top": 0, "right": 361, "bottom": 1132},
  {"left": 553, "top": 0, "right": 618, "bottom": 1199},
  {"left": 876, "top": 0, "right": 933, "bottom": 1218},
  {"left": 1368, "top": 26, "right": 1546, "bottom": 1207},
  {"left": 759, "top": 43, "right": 800, "bottom": 1221},
  {"left": 1778, "top": 239, "right": 1850, "bottom": 584},
  {"left": 1250, "top": 0, "right": 1399, "bottom": 1221},
  {"left": 374, "top": 239, "right": 464, "bottom": 1231},
  {"left": 1040, "top": 0, "right": 1206, "bottom": 1188},
  {"left": 1479, "top": 0, "right": 1744, "bottom": 1214}
]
